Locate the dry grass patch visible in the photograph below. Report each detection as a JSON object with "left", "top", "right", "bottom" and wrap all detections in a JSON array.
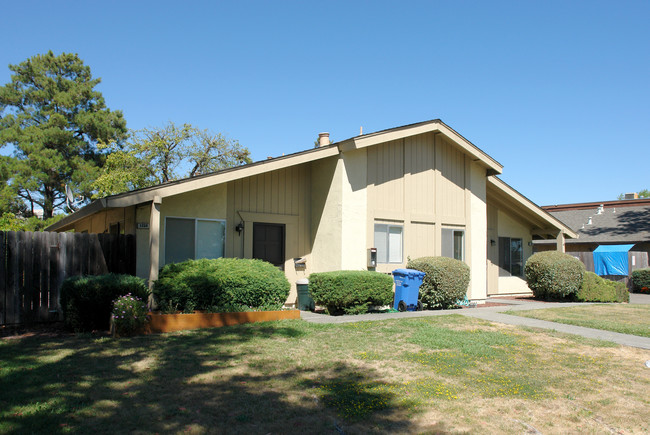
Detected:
[
  {"left": 507, "top": 303, "right": 650, "bottom": 337},
  {"left": 1, "top": 316, "right": 649, "bottom": 434}
]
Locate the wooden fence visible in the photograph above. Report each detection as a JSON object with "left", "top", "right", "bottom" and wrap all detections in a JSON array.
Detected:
[{"left": 1, "top": 231, "right": 136, "bottom": 326}]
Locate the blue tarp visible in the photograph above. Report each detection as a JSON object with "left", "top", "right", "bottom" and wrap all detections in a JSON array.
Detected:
[{"left": 593, "top": 244, "right": 634, "bottom": 276}]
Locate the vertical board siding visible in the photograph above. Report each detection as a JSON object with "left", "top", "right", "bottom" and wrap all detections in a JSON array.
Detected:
[
  {"left": 405, "top": 134, "right": 435, "bottom": 216},
  {"left": 367, "top": 140, "right": 405, "bottom": 213},
  {"left": 0, "top": 231, "right": 136, "bottom": 326},
  {"left": 437, "top": 137, "right": 466, "bottom": 220},
  {"left": 410, "top": 222, "right": 435, "bottom": 258},
  {"left": 229, "top": 166, "right": 311, "bottom": 258}
]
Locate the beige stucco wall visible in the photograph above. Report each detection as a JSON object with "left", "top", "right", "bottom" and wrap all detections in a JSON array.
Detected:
[
  {"left": 494, "top": 209, "right": 534, "bottom": 294},
  {"left": 341, "top": 149, "right": 368, "bottom": 270},
  {"left": 310, "top": 156, "right": 344, "bottom": 272},
  {"left": 467, "top": 161, "right": 487, "bottom": 300}
]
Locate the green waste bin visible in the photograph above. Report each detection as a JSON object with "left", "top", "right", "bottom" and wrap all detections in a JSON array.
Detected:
[{"left": 297, "top": 278, "right": 315, "bottom": 311}]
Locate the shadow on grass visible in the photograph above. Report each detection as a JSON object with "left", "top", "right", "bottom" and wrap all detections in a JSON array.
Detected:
[{"left": 0, "top": 321, "right": 422, "bottom": 434}]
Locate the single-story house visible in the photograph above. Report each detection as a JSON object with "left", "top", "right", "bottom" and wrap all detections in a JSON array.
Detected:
[
  {"left": 535, "top": 198, "right": 650, "bottom": 280},
  {"left": 47, "top": 120, "right": 576, "bottom": 304}
]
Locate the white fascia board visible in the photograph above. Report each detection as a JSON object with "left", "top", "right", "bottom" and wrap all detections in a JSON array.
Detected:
[{"left": 488, "top": 176, "right": 578, "bottom": 239}]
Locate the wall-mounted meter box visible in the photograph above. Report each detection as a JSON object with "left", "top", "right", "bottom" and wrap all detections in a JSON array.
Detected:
[{"left": 367, "top": 248, "right": 377, "bottom": 268}]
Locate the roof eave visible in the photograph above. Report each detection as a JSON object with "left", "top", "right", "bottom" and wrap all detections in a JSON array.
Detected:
[
  {"left": 339, "top": 119, "right": 503, "bottom": 175},
  {"left": 488, "top": 176, "right": 578, "bottom": 239}
]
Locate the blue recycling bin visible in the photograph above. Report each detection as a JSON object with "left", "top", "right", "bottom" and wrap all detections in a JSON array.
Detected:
[{"left": 392, "top": 268, "right": 425, "bottom": 311}]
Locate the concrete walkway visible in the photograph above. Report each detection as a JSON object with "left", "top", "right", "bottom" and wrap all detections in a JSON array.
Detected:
[{"left": 300, "top": 294, "right": 650, "bottom": 350}]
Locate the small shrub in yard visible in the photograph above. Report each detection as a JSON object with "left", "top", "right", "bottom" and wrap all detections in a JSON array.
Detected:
[
  {"left": 631, "top": 268, "right": 650, "bottom": 293},
  {"left": 112, "top": 293, "right": 149, "bottom": 336},
  {"left": 308, "top": 270, "right": 394, "bottom": 315},
  {"left": 524, "top": 251, "right": 585, "bottom": 300},
  {"left": 406, "top": 257, "right": 470, "bottom": 309},
  {"left": 576, "top": 272, "right": 629, "bottom": 303},
  {"left": 153, "top": 258, "right": 290, "bottom": 312},
  {"left": 61, "top": 274, "right": 149, "bottom": 332}
]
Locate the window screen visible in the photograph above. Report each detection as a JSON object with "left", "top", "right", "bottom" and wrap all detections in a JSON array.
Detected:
[
  {"left": 499, "top": 237, "right": 523, "bottom": 276},
  {"left": 165, "top": 217, "right": 226, "bottom": 265},
  {"left": 442, "top": 228, "right": 464, "bottom": 261},
  {"left": 374, "top": 224, "right": 403, "bottom": 263},
  {"left": 197, "top": 220, "right": 225, "bottom": 259},
  {"left": 165, "top": 218, "right": 195, "bottom": 265}
]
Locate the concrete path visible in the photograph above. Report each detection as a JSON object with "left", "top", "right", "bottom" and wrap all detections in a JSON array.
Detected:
[{"left": 300, "top": 295, "right": 650, "bottom": 350}]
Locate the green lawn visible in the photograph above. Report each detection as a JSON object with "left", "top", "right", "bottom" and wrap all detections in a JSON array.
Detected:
[
  {"left": 505, "top": 304, "right": 650, "bottom": 338},
  {"left": 1, "top": 315, "right": 649, "bottom": 434}
]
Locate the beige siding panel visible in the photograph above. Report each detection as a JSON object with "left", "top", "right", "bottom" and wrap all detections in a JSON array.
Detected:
[
  {"left": 405, "top": 133, "right": 435, "bottom": 216},
  {"left": 227, "top": 165, "right": 312, "bottom": 305},
  {"left": 437, "top": 136, "right": 466, "bottom": 221},
  {"left": 367, "top": 139, "right": 404, "bottom": 215},
  {"left": 409, "top": 222, "right": 436, "bottom": 259}
]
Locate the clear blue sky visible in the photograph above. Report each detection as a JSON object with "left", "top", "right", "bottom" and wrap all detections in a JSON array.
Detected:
[{"left": 1, "top": 0, "right": 648, "bottom": 206}]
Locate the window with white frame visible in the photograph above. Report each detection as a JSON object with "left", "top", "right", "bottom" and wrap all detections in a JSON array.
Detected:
[
  {"left": 374, "top": 223, "right": 403, "bottom": 263},
  {"left": 499, "top": 237, "right": 523, "bottom": 276},
  {"left": 441, "top": 228, "right": 464, "bottom": 261},
  {"left": 165, "top": 217, "right": 226, "bottom": 265}
]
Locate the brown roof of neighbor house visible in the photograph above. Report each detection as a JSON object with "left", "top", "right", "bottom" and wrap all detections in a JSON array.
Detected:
[{"left": 540, "top": 199, "right": 650, "bottom": 244}]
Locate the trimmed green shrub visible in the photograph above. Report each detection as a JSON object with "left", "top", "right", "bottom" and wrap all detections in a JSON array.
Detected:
[
  {"left": 406, "top": 257, "right": 470, "bottom": 309},
  {"left": 152, "top": 258, "right": 290, "bottom": 312},
  {"left": 308, "top": 270, "right": 394, "bottom": 315},
  {"left": 524, "top": 251, "right": 585, "bottom": 300},
  {"left": 61, "top": 274, "right": 149, "bottom": 332},
  {"left": 576, "top": 272, "right": 629, "bottom": 303},
  {"left": 631, "top": 268, "right": 650, "bottom": 292}
]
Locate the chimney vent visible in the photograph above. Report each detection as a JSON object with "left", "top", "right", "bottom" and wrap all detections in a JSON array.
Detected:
[{"left": 318, "top": 132, "right": 330, "bottom": 147}]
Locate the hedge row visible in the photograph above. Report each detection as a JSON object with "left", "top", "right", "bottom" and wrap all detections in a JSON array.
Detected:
[
  {"left": 576, "top": 272, "right": 629, "bottom": 303},
  {"left": 524, "top": 251, "right": 585, "bottom": 300},
  {"left": 631, "top": 268, "right": 650, "bottom": 292},
  {"left": 406, "top": 256, "right": 470, "bottom": 309},
  {"left": 153, "top": 258, "right": 290, "bottom": 313},
  {"left": 309, "top": 270, "right": 394, "bottom": 315}
]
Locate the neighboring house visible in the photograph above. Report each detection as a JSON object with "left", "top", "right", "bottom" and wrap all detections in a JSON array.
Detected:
[
  {"left": 536, "top": 198, "right": 650, "bottom": 279},
  {"left": 47, "top": 120, "right": 575, "bottom": 304}
]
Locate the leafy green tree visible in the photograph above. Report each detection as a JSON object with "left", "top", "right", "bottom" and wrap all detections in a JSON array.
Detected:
[
  {"left": 0, "top": 212, "right": 65, "bottom": 232},
  {"left": 0, "top": 51, "right": 127, "bottom": 218},
  {"left": 617, "top": 189, "right": 650, "bottom": 200},
  {"left": 93, "top": 121, "right": 251, "bottom": 196}
]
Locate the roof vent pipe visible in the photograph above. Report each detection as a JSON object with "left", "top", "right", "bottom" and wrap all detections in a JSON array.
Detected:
[
  {"left": 597, "top": 204, "right": 604, "bottom": 214},
  {"left": 587, "top": 216, "right": 593, "bottom": 225},
  {"left": 318, "top": 132, "right": 330, "bottom": 147}
]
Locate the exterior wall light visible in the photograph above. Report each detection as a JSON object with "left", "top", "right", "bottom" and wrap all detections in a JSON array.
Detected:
[{"left": 235, "top": 222, "right": 244, "bottom": 235}]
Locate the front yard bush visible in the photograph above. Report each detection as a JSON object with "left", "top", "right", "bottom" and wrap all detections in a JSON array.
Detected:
[
  {"left": 525, "top": 251, "right": 585, "bottom": 300},
  {"left": 61, "top": 274, "right": 149, "bottom": 332},
  {"left": 153, "top": 258, "right": 290, "bottom": 312},
  {"left": 575, "top": 272, "right": 629, "bottom": 303},
  {"left": 406, "top": 256, "right": 470, "bottom": 309},
  {"left": 631, "top": 268, "right": 650, "bottom": 293},
  {"left": 308, "top": 270, "right": 394, "bottom": 315}
]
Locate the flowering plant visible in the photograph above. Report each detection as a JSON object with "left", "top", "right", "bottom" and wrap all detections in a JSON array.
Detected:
[{"left": 111, "top": 293, "right": 148, "bottom": 336}]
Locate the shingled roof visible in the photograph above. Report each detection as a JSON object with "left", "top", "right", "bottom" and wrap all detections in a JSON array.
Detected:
[{"left": 541, "top": 199, "right": 650, "bottom": 244}]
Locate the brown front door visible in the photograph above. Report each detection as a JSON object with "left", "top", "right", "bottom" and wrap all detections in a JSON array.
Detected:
[{"left": 252, "top": 223, "right": 285, "bottom": 270}]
